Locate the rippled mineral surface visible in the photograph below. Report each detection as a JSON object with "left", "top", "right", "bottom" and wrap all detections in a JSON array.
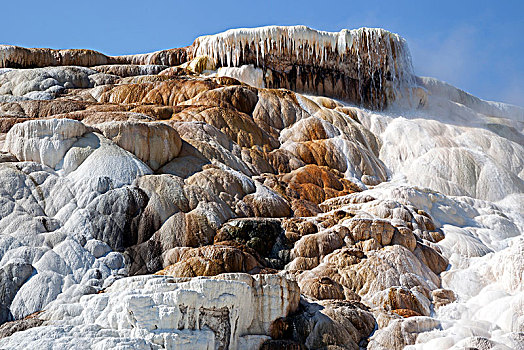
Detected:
[{"left": 0, "top": 25, "right": 522, "bottom": 350}]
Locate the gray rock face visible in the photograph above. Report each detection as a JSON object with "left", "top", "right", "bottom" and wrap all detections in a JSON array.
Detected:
[
  {"left": 0, "top": 262, "right": 34, "bottom": 323},
  {"left": 0, "top": 117, "right": 297, "bottom": 325},
  {"left": 0, "top": 119, "right": 155, "bottom": 323},
  {"left": 287, "top": 298, "right": 376, "bottom": 350},
  {"left": 0, "top": 66, "right": 98, "bottom": 100}
]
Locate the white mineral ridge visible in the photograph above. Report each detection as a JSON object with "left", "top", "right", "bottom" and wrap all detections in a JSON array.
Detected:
[
  {"left": 4, "top": 118, "right": 87, "bottom": 168},
  {"left": 0, "top": 119, "right": 155, "bottom": 324},
  {"left": 0, "top": 273, "right": 299, "bottom": 350},
  {"left": 0, "top": 66, "right": 97, "bottom": 97},
  {"left": 193, "top": 25, "right": 412, "bottom": 76},
  {"left": 363, "top": 182, "right": 524, "bottom": 349},
  {"left": 216, "top": 65, "right": 266, "bottom": 88},
  {"left": 356, "top": 81, "right": 524, "bottom": 202},
  {"left": 192, "top": 24, "right": 416, "bottom": 107}
]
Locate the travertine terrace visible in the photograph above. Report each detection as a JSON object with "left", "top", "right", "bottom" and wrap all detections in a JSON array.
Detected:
[{"left": 0, "top": 25, "right": 522, "bottom": 350}]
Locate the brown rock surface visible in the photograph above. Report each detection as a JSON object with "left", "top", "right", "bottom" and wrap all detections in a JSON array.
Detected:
[
  {"left": 288, "top": 299, "right": 376, "bottom": 350},
  {"left": 94, "top": 120, "right": 182, "bottom": 170},
  {"left": 431, "top": 288, "right": 456, "bottom": 309},
  {"left": 155, "top": 244, "right": 263, "bottom": 277}
]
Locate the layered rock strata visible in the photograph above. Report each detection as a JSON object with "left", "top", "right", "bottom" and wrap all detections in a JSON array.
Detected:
[{"left": 2, "top": 25, "right": 416, "bottom": 109}]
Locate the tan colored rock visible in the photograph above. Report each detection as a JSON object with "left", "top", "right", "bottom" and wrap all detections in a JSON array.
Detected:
[
  {"left": 181, "top": 85, "right": 259, "bottom": 114},
  {"left": 285, "top": 257, "right": 320, "bottom": 271},
  {"left": 171, "top": 105, "right": 270, "bottom": 148},
  {"left": 299, "top": 276, "right": 346, "bottom": 300},
  {"left": 355, "top": 238, "right": 383, "bottom": 252},
  {"left": 266, "top": 149, "right": 306, "bottom": 174},
  {"left": 259, "top": 165, "right": 362, "bottom": 218},
  {"left": 117, "top": 47, "right": 189, "bottom": 66},
  {"left": 166, "top": 121, "right": 255, "bottom": 176},
  {"left": 155, "top": 244, "right": 263, "bottom": 277},
  {"left": 431, "top": 288, "right": 456, "bottom": 309},
  {"left": 91, "top": 64, "right": 168, "bottom": 77},
  {"left": 429, "top": 229, "right": 445, "bottom": 243},
  {"left": 0, "top": 117, "right": 32, "bottom": 133},
  {"left": 252, "top": 89, "right": 311, "bottom": 139},
  {"left": 281, "top": 165, "right": 360, "bottom": 201},
  {"left": 99, "top": 78, "right": 219, "bottom": 106},
  {"left": 279, "top": 108, "right": 388, "bottom": 183},
  {"left": 373, "top": 287, "right": 430, "bottom": 316},
  {"left": 413, "top": 242, "right": 449, "bottom": 275},
  {"left": 391, "top": 309, "right": 422, "bottom": 318},
  {"left": 291, "top": 226, "right": 348, "bottom": 260},
  {"left": 0, "top": 99, "right": 92, "bottom": 119},
  {"left": 184, "top": 55, "right": 216, "bottom": 74},
  {"left": 185, "top": 165, "right": 255, "bottom": 201},
  {"left": 0, "top": 45, "right": 111, "bottom": 68},
  {"left": 347, "top": 218, "right": 396, "bottom": 246},
  {"left": 296, "top": 245, "right": 440, "bottom": 307},
  {"left": 282, "top": 218, "right": 318, "bottom": 243},
  {"left": 322, "top": 247, "right": 365, "bottom": 268},
  {"left": 94, "top": 121, "right": 182, "bottom": 170},
  {"left": 56, "top": 110, "right": 154, "bottom": 125},
  {"left": 241, "top": 182, "right": 292, "bottom": 218},
  {"left": 391, "top": 226, "right": 417, "bottom": 252},
  {"left": 130, "top": 105, "right": 174, "bottom": 120},
  {"left": 319, "top": 193, "right": 444, "bottom": 248}
]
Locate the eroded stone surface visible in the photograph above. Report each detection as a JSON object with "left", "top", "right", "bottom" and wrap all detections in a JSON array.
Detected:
[{"left": 0, "top": 274, "right": 300, "bottom": 350}]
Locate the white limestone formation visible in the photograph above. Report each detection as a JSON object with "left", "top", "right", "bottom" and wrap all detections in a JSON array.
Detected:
[{"left": 0, "top": 273, "right": 300, "bottom": 350}]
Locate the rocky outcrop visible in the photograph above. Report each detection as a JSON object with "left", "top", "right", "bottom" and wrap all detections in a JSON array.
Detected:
[
  {"left": 155, "top": 244, "right": 265, "bottom": 277},
  {"left": 286, "top": 298, "right": 376, "bottom": 349},
  {"left": 0, "top": 45, "right": 112, "bottom": 69},
  {"left": 0, "top": 274, "right": 300, "bottom": 350},
  {"left": 94, "top": 121, "right": 182, "bottom": 170},
  {"left": 0, "top": 312, "right": 43, "bottom": 339},
  {"left": 215, "top": 218, "right": 283, "bottom": 258},
  {"left": 0, "top": 66, "right": 99, "bottom": 100},
  {"left": 2, "top": 25, "right": 418, "bottom": 109},
  {"left": 193, "top": 26, "right": 416, "bottom": 108},
  {"left": 0, "top": 45, "right": 188, "bottom": 69},
  {"left": 4, "top": 118, "right": 87, "bottom": 167}
]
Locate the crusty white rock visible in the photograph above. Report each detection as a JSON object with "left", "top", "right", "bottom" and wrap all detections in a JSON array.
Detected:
[{"left": 0, "top": 273, "right": 300, "bottom": 350}]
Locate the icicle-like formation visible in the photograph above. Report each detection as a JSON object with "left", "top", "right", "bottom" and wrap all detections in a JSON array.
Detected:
[
  {"left": 194, "top": 25, "right": 357, "bottom": 67},
  {"left": 0, "top": 45, "right": 13, "bottom": 68},
  {"left": 193, "top": 25, "right": 417, "bottom": 108}
]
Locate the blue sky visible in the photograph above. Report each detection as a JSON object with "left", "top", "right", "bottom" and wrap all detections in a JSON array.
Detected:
[{"left": 2, "top": 0, "right": 523, "bottom": 106}]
